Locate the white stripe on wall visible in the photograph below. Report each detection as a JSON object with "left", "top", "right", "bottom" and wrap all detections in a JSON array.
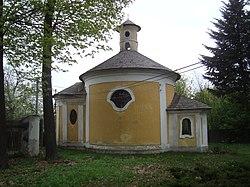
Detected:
[
  {"left": 85, "top": 85, "right": 90, "bottom": 147},
  {"left": 56, "top": 106, "right": 60, "bottom": 145},
  {"left": 195, "top": 113, "right": 201, "bottom": 147},
  {"left": 62, "top": 105, "right": 67, "bottom": 143},
  {"left": 160, "top": 81, "right": 168, "bottom": 148},
  {"left": 78, "top": 105, "right": 84, "bottom": 144}
]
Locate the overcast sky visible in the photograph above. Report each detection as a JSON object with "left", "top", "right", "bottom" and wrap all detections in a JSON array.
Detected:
[{"left": 52, "top": 0, "right": 227, "bottom": 92}]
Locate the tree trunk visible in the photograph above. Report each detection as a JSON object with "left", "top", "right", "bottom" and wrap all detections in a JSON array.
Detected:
[
  {"left": 42, "top": 0, "right": 57, "bottom": 160},
  {"left": 0, "top": 0, "right": 8, "bottom": 169}
]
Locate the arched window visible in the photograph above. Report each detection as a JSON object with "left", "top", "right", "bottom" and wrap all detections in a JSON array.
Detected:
[
  {"left": 107, "top": 88, "right": 135, "bottom": 111},
  {"left": 180, "top": 117, "right": 193, "bottom": 138},
  {"left": 125, "top": 42, "right": 131, "bottom": 50},
  {"left": 182, "top": 118, "right": 191, "bottom": 135}
]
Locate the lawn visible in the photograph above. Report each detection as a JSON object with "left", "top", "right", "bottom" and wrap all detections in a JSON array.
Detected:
[{"left": 1, "top": 144, "right": 250, "bottom": 187}]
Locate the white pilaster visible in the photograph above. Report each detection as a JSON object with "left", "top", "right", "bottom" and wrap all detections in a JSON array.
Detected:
[
  {"left": 169, "top": 113, "right": 178, "bottom": 148},
  {"left": 202, "top": 113, "right": 208, "bottom": 146},
  {"left": 62, "top": 105, "right": 67, "bottom": 143},
  {"left": 195, "top": 113, "right": 201, "bottom": 147},
  {"left": 78, "top": 105, "right": 84, "bottom": 144},
  {"left": 85, "top": 85, "right": 90, "bottom": 147},
  {"left": 56, "top": 106, "right": 59, "bottom": 145},
  {"left": 159, "top": 81, "right": 168, "bottom": 149}
]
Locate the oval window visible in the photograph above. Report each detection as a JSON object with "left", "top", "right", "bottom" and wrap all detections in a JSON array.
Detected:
[
  {"left": 70, "top": 109, "right": 77, "bottom": 125},
  {"left": 125, "top": 31, "right": 130, "bottom": 37}
]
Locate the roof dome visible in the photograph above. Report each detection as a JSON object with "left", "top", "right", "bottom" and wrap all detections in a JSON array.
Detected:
[
  {"left": 79, "top": 20, "right": 180, "bottom": 82},
  {"left": 119, "top": 19, "right": 141, "bottom": 31}
]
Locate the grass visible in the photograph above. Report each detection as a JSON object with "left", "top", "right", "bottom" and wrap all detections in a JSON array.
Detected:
[{"left": 1, "top": 144, "right": 250, "bottom": 187}]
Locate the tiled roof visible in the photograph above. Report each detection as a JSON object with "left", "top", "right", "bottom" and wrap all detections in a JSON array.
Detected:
[
  {"left": 121, "top": 19, "right": 141, "bottom": 31},
  {"left": 54, "top": 82, "right": 85, "bottom": 97},
  {"left": 123, "top": 19, "right": 136, "bottom": 25},
  {"left": 167, "top": 93, "right": 211, "bottom": 111},
  {"left": 81, "top": 50, "right": 179, "bottom": 78}
]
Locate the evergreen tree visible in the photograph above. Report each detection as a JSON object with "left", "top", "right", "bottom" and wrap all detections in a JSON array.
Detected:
[{"left": 200, "top": 0, "right": 250, "bottom": 108}]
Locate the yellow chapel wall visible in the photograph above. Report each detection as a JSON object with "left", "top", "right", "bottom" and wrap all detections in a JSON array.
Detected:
[
  {"left": 67, "top": 105, "right": 79, "bottom": 143},
  {"left": 166, "top": 84, "right": 174, "bottom": 107},
  {"left": 89, "top": 81, "right": 161, "bottom": 146}
]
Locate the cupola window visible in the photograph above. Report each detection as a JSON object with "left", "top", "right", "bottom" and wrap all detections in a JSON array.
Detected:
[
  {"left": 125, "top": 31, "right": 130, "bottom": 37},
  {"left": 107, "top": 88, "right": 135, "bottom": 111},
  {"left": 125, "top": 42, "right": 131, "bottom": 50}
]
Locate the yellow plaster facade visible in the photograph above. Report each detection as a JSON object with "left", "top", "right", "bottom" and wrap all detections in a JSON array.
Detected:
[
  {"left": 67, "top": 105, "right": 78, "bottom": 143},
  {"left": 89, "top": 81, "right": 161, "bottom": 145},
  {"left": 54, "top": 19, "right": 209, "bottom": 152},
  {"left": 166, "top": 84, "right": 174, "bottom": 107}
]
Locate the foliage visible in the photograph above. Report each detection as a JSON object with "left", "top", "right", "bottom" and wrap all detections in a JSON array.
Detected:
[
  {"left": 5, "top": 0, "right": 134, "bottom": 72},
  {"left": 195, "top": 88, "right": 250, "bottom": 129},
  {"left": 174, "top": 76, "right": 194, "bottom": 98},
  {"left": 4, "top": 66, "right": 42, "bottom": 121},
  {"left": 0, "top": 0, "right": 44, "bottom": 169},
  {"left": 1, "top": 0, "right": 134, "bottom": 165},
  {"left": 39, "top": 0, "right": 134, "bottom": 160},
  {"left": 200, "top": 0, "right": 250, "bottom": 108},
  {"left": 0, "top": 144, "right": 250, "bottom": 186},
  {"left": 195, "top": 88, "right": 228, "bottom": 129},
  {"left": 2, "top": 0, "right": 134, "bottom": 160},
  {"left": 197, "top": 0, "right": 250, "bottom": 129}
]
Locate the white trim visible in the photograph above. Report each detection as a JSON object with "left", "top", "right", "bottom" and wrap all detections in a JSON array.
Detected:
[
  {"left": 107, "top": 87, "right": 135, "bottom": 112},
  {"left": 56, "top": 106, "right": 60, "bottom": 145},
  {"left": 159, "top": 81, "right": 167, "bottom": 148},
  {"left": 78, "top": 105, "right": 84, "bottom": 144},
  {"left": 196, "top": 113, "right": 201, "bottom": 146},
  {"left": 62, "top": 105, "right": 67, "bottom": 143},
  {"left": 83, "top": 70, "right": 176, "bottom": 86},
  {"left": 179, "top": 116, "right": 194, "bottom": 139},
  {"left": 85, "top": 85, "right": 90, "bottom": 147},
  {"left": 87, "top": 144, "right": 162, "bottom": 153},
  {"left": 168, "top": 113, "right": 178, "bottom": 148},
  {"left": 202, "top": 113, "right": 208, "bottom": 146}
]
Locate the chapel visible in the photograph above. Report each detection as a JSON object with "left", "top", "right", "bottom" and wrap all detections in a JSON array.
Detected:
[{"left": 54, "top": 20, "right": 211, "bottom": 153}]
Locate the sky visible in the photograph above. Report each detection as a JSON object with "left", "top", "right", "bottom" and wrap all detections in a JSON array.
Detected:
[{"left": 52, "top": 0, "right": 227, "bottom": 92}]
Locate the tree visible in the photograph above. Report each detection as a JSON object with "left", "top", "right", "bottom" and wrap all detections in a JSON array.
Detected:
[
  {"left": 174, "top": 76, "right": 194, "bottom": 98},
  {"left": 39, "top": 0, "right": 133, "bottom": 159},
  {"left": 0, "top": 0, "right": 8, "bottom": 169},
  {"left": 1, "top": 0, "right": 133, "bottom": 162},
  {"left": 4, "top": 65, "right": 41, "bottom": 121},
  {"left": 0, "top": 0, "right": 40, "bottom": 169},
  {"left": 200, "top": 0, "right": 250, "bottom": 108}
]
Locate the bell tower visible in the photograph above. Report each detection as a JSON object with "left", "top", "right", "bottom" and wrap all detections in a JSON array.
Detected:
[{"left": 118, "top": 20, "right": 141, "bottom": 51}]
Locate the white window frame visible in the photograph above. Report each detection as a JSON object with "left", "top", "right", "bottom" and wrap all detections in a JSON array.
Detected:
[
  {"left": 180, "top": 117, "right": 194, "bottom": 138},
  {"left": 107, "top": 87, "right": 135, "bottom": 112}
]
